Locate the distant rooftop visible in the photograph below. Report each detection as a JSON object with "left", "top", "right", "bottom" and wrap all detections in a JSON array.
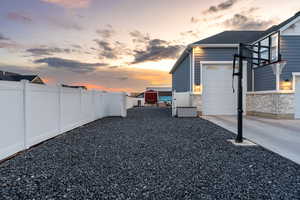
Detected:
[{"left": 0, "top": 70, "right": 44, "bottom": 84}]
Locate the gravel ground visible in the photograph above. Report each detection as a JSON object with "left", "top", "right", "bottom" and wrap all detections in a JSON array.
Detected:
[{"left": 1, "top": 107, "right": 300, "bottom": 200}]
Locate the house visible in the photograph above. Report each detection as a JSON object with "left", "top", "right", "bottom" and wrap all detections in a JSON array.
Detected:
[
  {"left": 0, "top": 71, "right": 44, "bottom": 84},
  {"left": 146, "top": 87, "right": 172, "bottom": 103},
  {"left": 170, "top": 11, "right": 300, "bottom": 119}
]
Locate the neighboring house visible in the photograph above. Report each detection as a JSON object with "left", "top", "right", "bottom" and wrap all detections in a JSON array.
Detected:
[
  {"left": 61, "top": 84, "right": 87, "bottom": 90},
  {"left": 0, "top": 71, "right": 44, "bottom": 84},
  {"left": 146, "top": 87, "right": 172, "bottom": 103},
  {"left": 170, "top": 12, "right": 300, "bottom": 119}
]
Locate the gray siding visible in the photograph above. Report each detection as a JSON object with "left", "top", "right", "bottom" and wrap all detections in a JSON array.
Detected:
[
  {"left": 247, "top": 61, "right": 253, "bottom": 91},
  {"left": 194, "top": 48, "right": 237, "bottom": 85},
  {"left": 172, "top": 53, "right": 190, "bottom": 92},
  {"left": 251, "top": 36, "right": 300, "bottom": 91},
  {"left": 280, "top": 36, "right": 300, "bottom": 81},
  {"left": 253, "top": 66, "right": 276, "bottom": 91}
]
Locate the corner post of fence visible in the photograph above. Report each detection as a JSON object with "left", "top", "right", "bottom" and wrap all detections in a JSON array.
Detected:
[{"left": 21, "top": 79, "right": 29, "bottom": 149}]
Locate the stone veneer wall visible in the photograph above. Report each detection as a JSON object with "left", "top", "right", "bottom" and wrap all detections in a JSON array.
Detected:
[
  {"left": 191, "top": 94, "right": 202, "bottom": 114},
  {"left": 246, "top": 93, "right": 295, "bottom": 119},
  {"left": 190, "top": 92, "right": 294, "bottom": 119}
]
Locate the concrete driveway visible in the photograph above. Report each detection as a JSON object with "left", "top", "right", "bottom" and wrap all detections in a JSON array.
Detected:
[{"left": 202, "top": 115, "right": 300, "bottom": 165}]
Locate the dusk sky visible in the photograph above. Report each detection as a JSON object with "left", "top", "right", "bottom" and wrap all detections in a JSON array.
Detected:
[{"left": 1, "top": 0, "right": 299, "bottom": 92}]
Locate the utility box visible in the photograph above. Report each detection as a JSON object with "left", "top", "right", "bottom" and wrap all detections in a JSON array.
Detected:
[{"left": 177, "top": 107, "right": 197, "bottom": 117}]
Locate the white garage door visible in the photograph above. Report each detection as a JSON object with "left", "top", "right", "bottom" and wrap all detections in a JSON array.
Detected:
[{"left": 202, "top": 64, "right": 237, "bottom": 115}]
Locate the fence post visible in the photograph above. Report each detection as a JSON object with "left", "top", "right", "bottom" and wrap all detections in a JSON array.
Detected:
[
  {"left": 92, "top": 90, "right": 96, "bottom": 120},
  {"left": 79, "top": 88, "right": 83, "bottom": 124},
  {"left": 57, "top": 84, "right": 62, "bottom": 133},
  {"left": 172, "top": 90, "right": 176, "bottom": 117},
  {"left": 121, "top": 92, "right": 127, "bottom": 117},
  {"left": 21, "top": 80, "right": 29, "bottom": 149}
]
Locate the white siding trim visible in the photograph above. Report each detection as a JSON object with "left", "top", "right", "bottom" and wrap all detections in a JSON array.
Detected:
[
  {"left": 189, "top": 52, "right": 193, "bottom": 92},
  {"left": 276, "top": 64, "right": 280, "bottom": 92},
  {"left": 292, "top": 72, "right": 300, "bottom": 92},
  {"left": 192, "top": 50, "right": 195, "bottom": 92},
  {"left": 197, "top": 60, "right": 247, "bottom": 91},
  {"left": 252, "top": 68, "right": 255, "bottom": 92}
]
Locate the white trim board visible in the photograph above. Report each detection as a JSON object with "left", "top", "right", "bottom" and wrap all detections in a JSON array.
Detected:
[
  {"left": 189, "top": 53, "right": 193, "bottom": 92},
  {"left": 292, "top": 72, "right": 300, "bottom": 92},
  {"left": 192, "top": 61, "right": 248, "bottom": 95},
  {"left": 199, "top": 61, "right": 247, "bottom": 87}
]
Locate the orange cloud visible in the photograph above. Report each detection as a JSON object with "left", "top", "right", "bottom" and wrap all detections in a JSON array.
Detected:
[
  {"left": 131, "top": 70, "right": 171, "bottom": 86},
  {"left": 42, "top": 77, "right": 55, "bottom": 84},
  {"left": 73, "top": 83, "right": 135, "bottom": 93},
  {"left": 41, "top": 0, "right": 91, "bottom": 8}
]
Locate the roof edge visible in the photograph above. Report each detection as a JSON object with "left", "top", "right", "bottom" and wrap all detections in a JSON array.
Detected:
[
  {"left": 169, "top": 46, "right": 192, "bottom": 74},
  {"left": 169, "top": 44, "right": 239, "bottom": 74}
]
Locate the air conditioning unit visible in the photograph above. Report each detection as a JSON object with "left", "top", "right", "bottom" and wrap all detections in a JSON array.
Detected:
[{"left": 176, "top": 107, "right": 197, "bottom": 117}]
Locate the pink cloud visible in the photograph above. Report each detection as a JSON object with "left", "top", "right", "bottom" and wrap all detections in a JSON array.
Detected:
[
  {"left": 7, "top": 12, "right": 32, "bottom": 23},
  {"left": 41, "top": 0, "right": 91, "bottom": 8}
]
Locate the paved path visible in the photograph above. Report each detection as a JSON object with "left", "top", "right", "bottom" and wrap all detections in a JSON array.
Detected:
[
  {"left": 203, "top": 115, "right": 300, "bottom": 165},
  {"left": 1, "top": 107, "right": 300, "bottom": 199}
]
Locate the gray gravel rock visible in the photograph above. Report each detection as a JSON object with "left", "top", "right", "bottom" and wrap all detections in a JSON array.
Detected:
[{"left": 1, "top": 107, "right": 300, "bottom": 199}]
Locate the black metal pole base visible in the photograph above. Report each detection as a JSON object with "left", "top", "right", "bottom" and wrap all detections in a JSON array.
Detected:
[{"left": 235, "top": 136, "right": 243, "bottom": 143}]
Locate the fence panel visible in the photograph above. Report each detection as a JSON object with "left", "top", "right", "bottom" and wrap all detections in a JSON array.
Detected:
[
  {"left": 25, "top": 83, "right": 60, "bottom": 148},
  {"left": 107, "top": 92, "right": 126, "bottom": 117},
  {"left": 96, "top": 91, "right": 105, "bottom": 119},
  {"left": 0, "top": 81, "right": 25, "bottom": 159},
  {"left": 81, "top": 90, "right": 95, "bottom": 124},
  {"left": 61, "top": 87, "right": 82, "bottom": 132},
  {"left": 0, "top": 81, "right": 127, "bottom": 161}
]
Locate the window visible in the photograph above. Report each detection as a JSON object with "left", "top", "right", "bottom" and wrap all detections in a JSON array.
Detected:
[{"left": 260, "top": 38, "right": 270, "bottom": 61}]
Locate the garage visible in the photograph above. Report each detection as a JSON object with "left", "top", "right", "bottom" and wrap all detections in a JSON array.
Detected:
[{"left": 202, "top": 64, "right": 237, "bottom": 115}]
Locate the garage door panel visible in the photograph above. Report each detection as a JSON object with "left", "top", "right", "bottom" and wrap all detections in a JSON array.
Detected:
[{"left": 203, "top": 64, "right": 237, "bottom": 115}]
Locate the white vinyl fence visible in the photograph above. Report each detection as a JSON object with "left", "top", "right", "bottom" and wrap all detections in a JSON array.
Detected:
[
  {"left": 0, "top": 80, "right": 127, "bottom": 161},
  {"left": 126, "top": 96, "right": 145, "bottom": 109},
  {"left": 126, "top": 96, "right": 135, "bottom": 109}
]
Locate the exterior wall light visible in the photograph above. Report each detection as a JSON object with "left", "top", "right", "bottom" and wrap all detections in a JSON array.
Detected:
[
  {"left": 193, "top": 46, "right": 203, "bottom": 54},
  {"left": 280, "top": 79, "right": 293, "bottom": 90},
  {"left": 193, "top": 85, "right": 202, "bottom": 93}
]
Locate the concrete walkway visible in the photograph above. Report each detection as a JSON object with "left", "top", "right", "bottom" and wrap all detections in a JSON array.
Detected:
[{"left": 202, "top": 115, "right": 300, "bottom": 165}]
